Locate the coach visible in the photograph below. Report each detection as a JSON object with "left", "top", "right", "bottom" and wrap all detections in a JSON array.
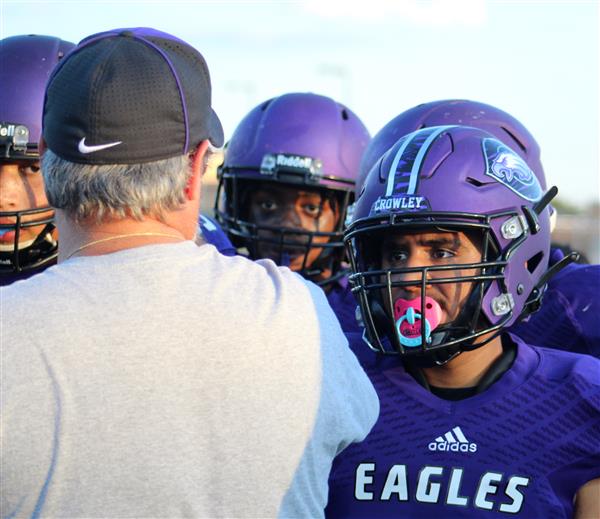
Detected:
[{"left": 0, "top": 28, "right": 378, "bottom": 518}]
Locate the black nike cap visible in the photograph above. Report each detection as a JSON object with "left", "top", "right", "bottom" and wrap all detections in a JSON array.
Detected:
[{"left": 42, "top": 27, "right": 224, "bottom": 165}]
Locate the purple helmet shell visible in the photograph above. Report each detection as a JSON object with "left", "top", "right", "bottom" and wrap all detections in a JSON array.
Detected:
[
  {"left": 347, "top": 125, "right": 552, "bottom": 358},
  {"left": 358, "top": 99, "right": 545, "bottom": 192},
  {"left": 216, "top": 92, "right": 370, "bottom": 285},
  {"left": 1, "top": 35, "right": 75, "bottom": 159},
  {"left": 223, "top": 92, "right": 370, "bottom": 190}
]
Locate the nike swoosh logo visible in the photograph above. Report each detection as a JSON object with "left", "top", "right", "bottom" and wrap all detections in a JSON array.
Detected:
[{"left": 78, "top": 137, "right": 122, "bottom": 154}]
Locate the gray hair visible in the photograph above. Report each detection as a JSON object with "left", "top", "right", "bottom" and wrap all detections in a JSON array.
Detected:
[{"left": 42, "top": 150, "right": 197, "bottom": 223}]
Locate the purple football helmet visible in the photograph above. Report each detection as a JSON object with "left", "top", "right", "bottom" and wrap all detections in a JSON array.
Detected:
[
  {"left": 357, "top": 99, "right": 546, "bottom": 193},
  {"left": 346, "top": 125, "right": 555, "bottom": 362},
  {"left": 215, "top": 92, "right": 370, "bottom": 285},
  {"left": 0, "top": 34, "right": 75, "bottom": 274}
]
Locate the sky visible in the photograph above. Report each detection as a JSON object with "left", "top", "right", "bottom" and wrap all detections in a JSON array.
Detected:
[{"left": 1, "top": 0, "right": 598, "bottom": 205}]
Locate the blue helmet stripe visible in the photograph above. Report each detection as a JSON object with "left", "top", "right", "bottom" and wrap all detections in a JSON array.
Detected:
[
  {"left": 385, "top": 126, "right": 455, "bottom": 197},
  {"left": 385, "top": 131, "right": 418, "bottom": 196},
  {"left": 407, "top": 125, "right": 455, "bottom": 194}
]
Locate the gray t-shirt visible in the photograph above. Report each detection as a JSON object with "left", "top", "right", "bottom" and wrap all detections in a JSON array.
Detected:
[{"left": 1, "top": 241, "right": 378, "bottom": 518}]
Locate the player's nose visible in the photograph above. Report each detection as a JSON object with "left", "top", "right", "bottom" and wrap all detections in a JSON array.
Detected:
[
  {"left": 0, "top": 166, "right": 23, "bottom": 209},
  {"left": 401, "top": 254, "right": 429, "bottom": 283},
  {"left": 279, "top": 206, "right": 303, "bottom": 229},
  {"left": 395, "top": 256, "right": 434, "bottom": 298}
]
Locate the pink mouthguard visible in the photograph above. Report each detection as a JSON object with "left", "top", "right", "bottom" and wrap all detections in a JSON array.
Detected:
[{"left": 393, "top": 297, "right": 442, "bottom": 347}]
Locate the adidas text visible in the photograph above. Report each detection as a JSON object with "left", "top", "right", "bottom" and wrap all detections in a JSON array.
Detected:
[
  {"left": 429, "top": 441, "right": 477, "bottom": 453},
  {"left": 428, "top": 426, "right": 477, "bottom": 453}
]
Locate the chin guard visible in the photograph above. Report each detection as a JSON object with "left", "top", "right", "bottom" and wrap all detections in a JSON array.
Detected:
[{"left": 394, "top": 297, "right": 442, "bottom": 348}]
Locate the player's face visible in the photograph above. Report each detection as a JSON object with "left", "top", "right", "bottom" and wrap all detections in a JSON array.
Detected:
[
  {"left": 246, "top": 183, "right": 339, "bottom": 271},
  {"left": 0, "top": 160, "right": 53, "bottom": 248},
  {"left": 380, "top": 230, "right": 482, "bottom": 325}
]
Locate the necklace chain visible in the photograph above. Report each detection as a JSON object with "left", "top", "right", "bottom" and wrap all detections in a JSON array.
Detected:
[{"left": 65, "top": 232, "right": 184, "bottom": 260}]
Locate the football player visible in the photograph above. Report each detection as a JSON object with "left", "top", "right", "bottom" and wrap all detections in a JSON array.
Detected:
[
  {"left": 0, "top": 35, "right": 74, "bottom": 285},
  {"left": 326, "top": 125, "right": 600, "bottom": 517},
  {"left": 356, "top": 99, "right": 599, "bottom": 358},
  {"left": 215, "top": 92, "right": 370, "bottom": 332}
]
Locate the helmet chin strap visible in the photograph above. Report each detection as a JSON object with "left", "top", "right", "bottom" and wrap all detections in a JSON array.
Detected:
[
  {"left": 400, "top": 321, "right": 488, "bottom": 367},
  {"left": 403, "top": 341, "right": 463, "bottom": 368},
  {"left": 302, "top": 245, "right": 342, "bottom": 286}
]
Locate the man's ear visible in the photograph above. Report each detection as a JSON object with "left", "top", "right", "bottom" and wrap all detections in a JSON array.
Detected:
[{"left": 185, "top": 140, "right": 210, "bottom": 201}]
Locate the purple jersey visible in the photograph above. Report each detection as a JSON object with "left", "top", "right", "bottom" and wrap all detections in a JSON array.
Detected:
[
  {"left": 327, "top": 276, "right": 361, "bottom": 335},
  {"left": 197, "top": 214, "right": 236, "bottom": 256},
  {"left": 510, "top": 247, "right": 600, "bottom": 358},
  {"left": 326, "top": 334, "right": 600, "bottom": 518}
]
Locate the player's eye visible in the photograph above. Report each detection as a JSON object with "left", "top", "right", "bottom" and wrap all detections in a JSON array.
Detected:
[
  {"left": 303, "top": 203, "right": 321, "bottom": 217},
  {"left": 19, "top": 164, "right": 41, "bottom": 175},
  {"left": 389, "top": 250, "right": 409, "bottom": 264},
  {"left": 431, "top": 249, "right": 456, "bottom": 260},
  {"left": 259, "top": 200, "right": 277, "bottom": 212}
]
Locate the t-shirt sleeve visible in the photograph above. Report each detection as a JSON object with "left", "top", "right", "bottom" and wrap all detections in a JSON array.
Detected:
[
  {"left": 308, "top": 279, "right": 380, "bottom": 450},
  {"left": 277, "top": 278, "right": 379, "bottom": 518}
]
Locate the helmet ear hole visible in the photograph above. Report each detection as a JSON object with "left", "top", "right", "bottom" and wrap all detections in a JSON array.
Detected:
[
  {"left": 341, "top": 109, "right": 349, "bottom": 120},
  {"left": 466, "top": 177, "right": 485, "bottom": 187},
  {"left": 526, "top": 251, "right": 545, "bottom": 273}
]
